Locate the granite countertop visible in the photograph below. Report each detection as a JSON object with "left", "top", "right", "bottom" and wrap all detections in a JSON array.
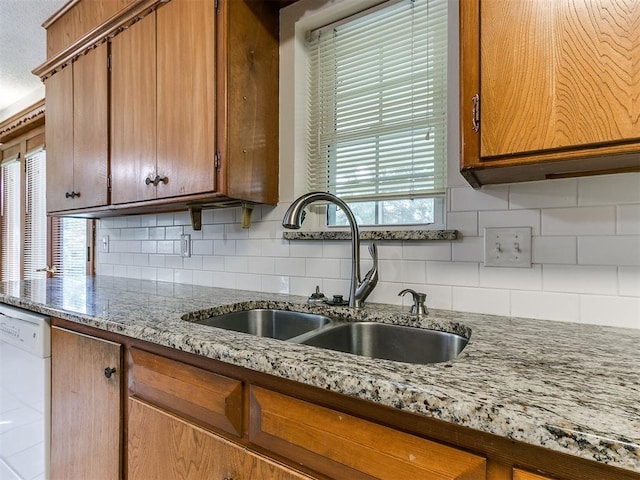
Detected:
[{"left": 0, "top": 276, "right": 638, "bottom": 473}]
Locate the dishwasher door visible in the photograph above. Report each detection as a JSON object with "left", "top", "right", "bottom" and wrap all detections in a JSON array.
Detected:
[{"left": 0, "top": 305, "right": 50, "bottom": 480}]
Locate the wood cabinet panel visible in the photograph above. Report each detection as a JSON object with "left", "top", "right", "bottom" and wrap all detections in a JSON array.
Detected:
[
  {"left": 51, "top": 327, "right": 122, "bottom": 480},
  {"left": 73, "top": 42, "right": 109, "bottom": 209},
  {"left": 128, "top": 397, "right": 313, "bottom": 480},
  {"left": 249, "top": 386, "right": 486, "bottom": 480},
  {"left": 110, "top": 12, "right": 157, "bottom": 205},
  {"left": 460, "top": 0, "right": 640, "bottom": 187},
  {"left": 129, "top": 347, "right": 243, "bottom": 436},
  {"left": 513, "top": 469, "right": 555, "bottom": 480},
  {"left": 480, "top": 0, "right": 640, "bottom": 158},
  {"left": 46, "top": 0, "right": 137, "bottom": 58},
  {"left": 44, "top": 67, "right": 74, "bottom": 213},
  {"left": 156, "top": 0, "right": 216, "bottom": 199}
]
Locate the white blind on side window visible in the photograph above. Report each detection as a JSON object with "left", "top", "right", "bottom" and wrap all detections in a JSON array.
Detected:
[
  {"left": 307, "top": 0, "right": 448, "bottom": 200},
  {"left": 1, "top": 159, "right": 21, "bottom": 281},
  {"left": 51, "top": 217, "right": 88, "bottom": 276},
  {"left": 24, "top": 150, "right": 47, "bottom": 280}
]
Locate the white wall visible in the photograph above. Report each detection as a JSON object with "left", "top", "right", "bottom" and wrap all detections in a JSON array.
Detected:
[{"left": 95, "top": 0, "right": 640, "bottom": 329}]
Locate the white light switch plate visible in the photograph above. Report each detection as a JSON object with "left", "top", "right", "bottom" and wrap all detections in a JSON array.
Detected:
[
  {"left": 101, "top": 235, "right": 109, "bottom": 253},
  {"left": 180, "top": 234, "right": 191, "bottom": 258},
  {"left": 484, "top": 227, "right": 532, "bottom": 268}
]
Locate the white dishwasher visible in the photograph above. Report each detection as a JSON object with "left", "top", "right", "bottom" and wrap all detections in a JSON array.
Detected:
[{"left": 0, "top": 304, "right": 50, "bottom": 480}]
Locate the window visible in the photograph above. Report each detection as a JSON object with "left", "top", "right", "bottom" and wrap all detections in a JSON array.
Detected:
[
  {"left": 306, "top": 0, "right": 448, "bottom": 226},
  {"left": 0, "top": 145, "right": 90, "bottom": 280},
  {"left": 1, "top": 157, "right": 21, "bottom": 281}
]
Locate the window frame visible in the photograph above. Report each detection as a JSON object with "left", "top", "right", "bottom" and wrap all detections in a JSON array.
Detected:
[{"left": 302, "top": 0, "right": 448, "bottom": 230}]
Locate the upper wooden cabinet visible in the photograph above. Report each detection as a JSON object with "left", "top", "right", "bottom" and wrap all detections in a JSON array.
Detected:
[
  {"left": 36, "top": 0, "right": 279, "bottom": 217},
  {"left": 460, "top": 0, "right": 640, "bottom": 187},
  {"left": 45, "top": 43, "right": 109, "bottom": 213}
]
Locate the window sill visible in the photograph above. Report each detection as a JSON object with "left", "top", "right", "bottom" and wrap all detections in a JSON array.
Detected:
[{"left": 282, "top": 230, "right": 457, "bottom": 241}]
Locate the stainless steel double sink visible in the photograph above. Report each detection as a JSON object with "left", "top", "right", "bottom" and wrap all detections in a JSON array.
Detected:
[{"left": 193, "top": 309, "right": 468, "bottom": 365}]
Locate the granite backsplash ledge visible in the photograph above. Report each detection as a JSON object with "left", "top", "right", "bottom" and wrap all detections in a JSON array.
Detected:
[{"left": 0, "top": 276, "right": 638, "bottom": 473}]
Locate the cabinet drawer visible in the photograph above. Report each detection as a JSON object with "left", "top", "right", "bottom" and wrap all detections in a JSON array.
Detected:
[
  {"left": 129, "top": 348, "right": 243, "bottom": 436},
  {"left": 249, "top": 386, "right": 486, "bottom": 480},
  {"left": 513, "top": 469, "right": 555, "bottom": 480}
]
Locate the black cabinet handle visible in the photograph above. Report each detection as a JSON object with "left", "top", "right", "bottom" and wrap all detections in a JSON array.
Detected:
[
  {"left": 104, "top": 367, "right": 116, "bottom": 379},
  {"left": 65, "top": 191, "right": 80, "bottom": 198}
]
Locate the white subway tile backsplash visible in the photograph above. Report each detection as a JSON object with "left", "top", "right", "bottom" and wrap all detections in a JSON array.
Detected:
[
  {"left": 578, "top": 173, "right": 640, "bottom": 206},
  {"left": 542, "top": 206, "right": 616, "bottom": 235},
  {"left": 250, "top": 257, "right": 276, "bottom": 275},
  {"left": 261, "top": 275, "right": 290, "bottom": 294},
  {"left": 236, "top": 239, "right": 263, "bottom": 257},
  {"left": 275, "top": 257, "right": 306, "bottom": 276},
  {"left": 450, "top": 185, "right": 509, "bottom": 211},
  {"left": 617, "top": 204, "right": 640, "bottom": 234},
  {"left": 508, "top": 178, "right": 577, "bottom": 209},
  {"left": 192, "top": 240, "right": 213, "bottom": 256},
  {"left": 532, "top": 236, "right": 576, "bottom": 264},
  {"left": 452, "top": 287, "right": 510, "bottom": 316},
  {"left": 95, "top": 173, "right": 640, "bottom": 328},
  {"left": 446, "top": 211, "right": 478, "bottom": 236},
  {"left": 214, "top": 239, "right": 236, "bottom": 256},
  {"left": 379, "top": 260, "right": 426, "bottom": 284},
  {"left": 403, "top": 242, "right": 451, "bottom": 261},
  {"left": 579, "top": 295, "right": 640, "bottom": 329},
  {"left": 225, "top": 256, "right": 249, "bottom": 273},
  {"left": 543, "top": 265, "right": 618, "bottom": 295},
  {"left": 619, "top": 267, "right": 640, "bottom": 297},
  {"left": 452, "top": 236, "right": 484, "bottom": 262},
  {"left": 261, "top": 238, "right": 290, "bottom": 257},
  {"left": 480, "top": 265, "right": 542, "bottom": 291},
  {"left": 510, "top": 291, "right": 580, "bottom": 322},
  {"left": 306, "top": 258, "right": 341, "bottom": 279},
  {"left": 479, "top": 209, "right": 541, "bottom": 235},
  {"left": 578, "top": 236, "right": 640, "bottom": 266},
  {"left": 427, "top": 261, "right": 479, "bottom": 286}
]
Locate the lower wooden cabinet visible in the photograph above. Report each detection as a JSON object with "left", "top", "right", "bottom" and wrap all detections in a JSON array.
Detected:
[
  {"left": 51, "top": 327, "right": 122, "bottom": 479},
  {"left": 49, "top": 321, "right": 636, "bottom": 480},
  {"left": 127, "top": 397, "right": 313, "bottom": 480},
  {"left": 249, "top": 386, "right": 486, "bottom": 480},
  {"left": 513, "top": 469, "right": 556, "bottom": 480}
]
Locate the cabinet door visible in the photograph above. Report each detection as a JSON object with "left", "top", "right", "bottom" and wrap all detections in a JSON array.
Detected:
[
  {"left": 110, "top": 12, "right": 157, "bottom": 205},
  {"left": 73, "top": 42, "right": 109, "bottom": 209},
  {"left": 156, "top": 0, "right": 216, "bottom": 199},
  {"left": 51, "top": 327, "right": 122, "bottom": 479},
  {"left": 480, "top": 0, "right": 640, "bottom": 158},
  {"left": 45, "top": 67, "right": 74, "bottom": 213},
  {"left": 127, "top": 397, "right": 313, "bottom": 480}
]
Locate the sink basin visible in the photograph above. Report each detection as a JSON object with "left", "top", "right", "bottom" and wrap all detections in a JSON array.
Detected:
[
  {"left": 193, "top": 309, "right": 331, "bottom": 340},
  {"left": 296, "top": 322, "right": 468, "bottom": 364}
]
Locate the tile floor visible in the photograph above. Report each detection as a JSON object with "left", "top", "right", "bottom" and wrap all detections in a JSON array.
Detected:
[{"left": 0, "top": 342, "right": 47, "bottom": 480}]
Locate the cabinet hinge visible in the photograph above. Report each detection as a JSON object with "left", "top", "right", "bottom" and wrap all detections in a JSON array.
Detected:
[
  {"left": 471, "top": 93, "right": 480, "bottom": 133},
  {"left": 214, "top": 152, "right": 220, "bottom": 170}
]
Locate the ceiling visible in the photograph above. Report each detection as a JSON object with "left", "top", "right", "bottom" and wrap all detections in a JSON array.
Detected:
[{"left": 0, "top": 0, "right": 68, "bottom": 116}]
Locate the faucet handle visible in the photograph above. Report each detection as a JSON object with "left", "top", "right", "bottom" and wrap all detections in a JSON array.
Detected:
[{"left": 398, "top": 288, "right": 428, "bottom": 316}]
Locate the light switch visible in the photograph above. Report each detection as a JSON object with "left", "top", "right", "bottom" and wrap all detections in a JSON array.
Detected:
[
  {"left": 101, "top": 235, "right": 109, "bottom": 253},
  {"left": 180, "top": 234, "right": 191, "bottom": 258},
  {"left": 484, "top": 227, "right": 532, "bottom": 268}
]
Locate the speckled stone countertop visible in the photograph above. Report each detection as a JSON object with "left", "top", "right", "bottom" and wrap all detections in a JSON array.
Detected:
[{"left": 1, "top": 276, "right": 638, "bottom": 473}]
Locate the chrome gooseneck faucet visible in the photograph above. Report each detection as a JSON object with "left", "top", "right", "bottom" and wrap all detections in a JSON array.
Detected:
[{"left": 282, "top": 192, "right": 378, "bottom": 308}]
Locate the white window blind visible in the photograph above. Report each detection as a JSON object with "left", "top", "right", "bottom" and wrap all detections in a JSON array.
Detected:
[
  {"left": 1, "top": 158, "right": 21, "bottom": 281},
  {"left": 51, "top": 217, "right": 88, "bottom": 276},
  {"left": 24, "top": 150, "right": 48, "bottom": 280},
  {"left": 307, "top": 0, "right": 448, "bottom": 201}
]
